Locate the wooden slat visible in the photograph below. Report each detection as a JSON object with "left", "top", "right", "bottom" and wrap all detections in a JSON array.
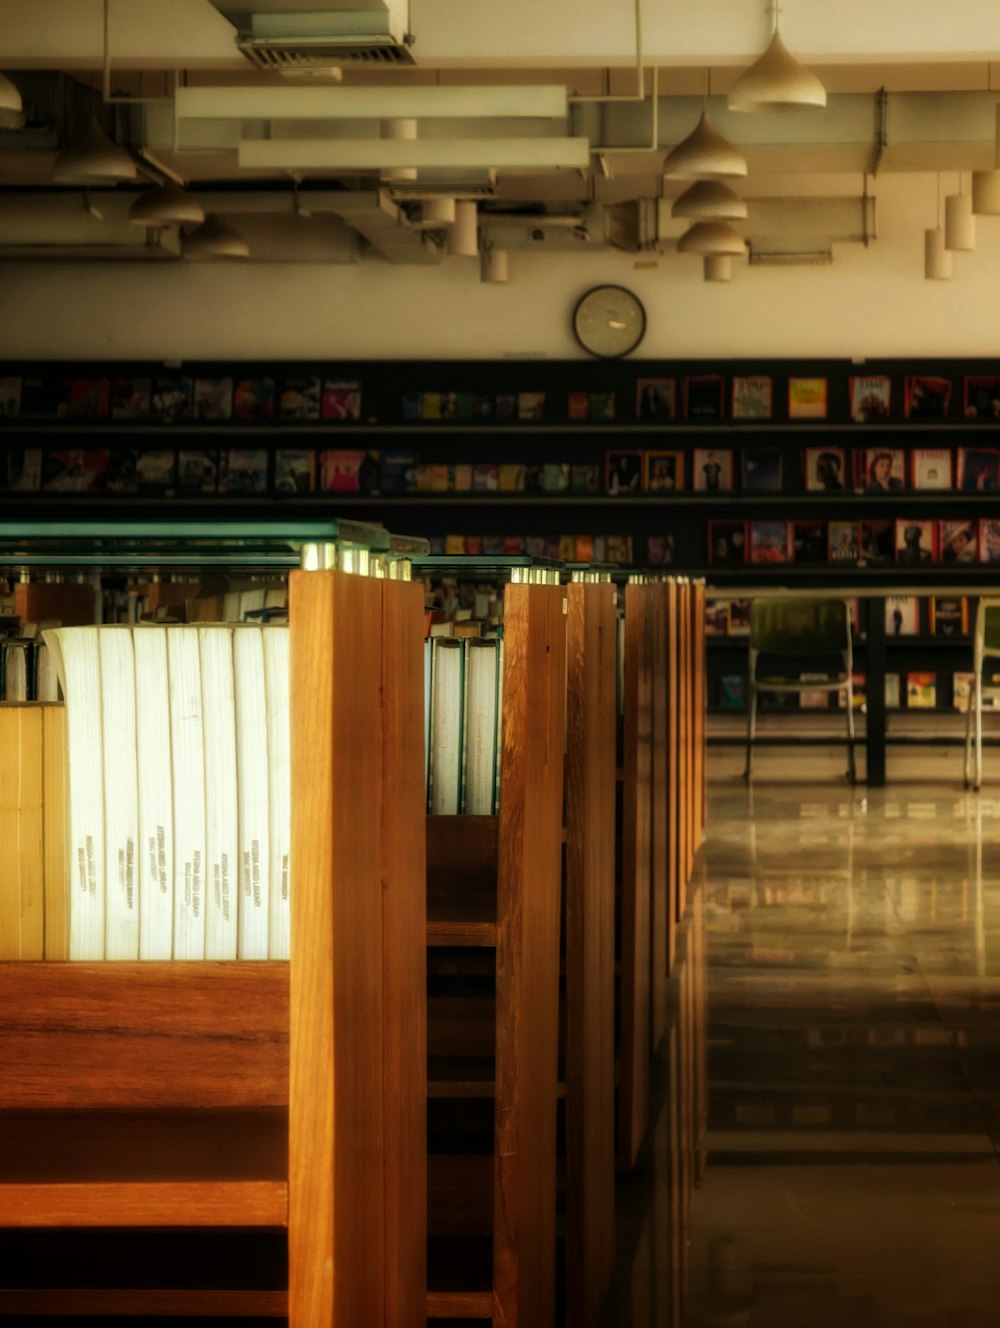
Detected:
[
  {"left": 665, "top": 581, "right": 680, "bottom": 955},
  {"left": 649, "top": 582, "right": 669, "bottom": 1052},
  {"left": 0, "top": 1181, "right": 286, "bottom": 1228},
  {"left": 618, "top": 583, "right": 652, "bottom": 1169},
  {"left": 677, "top": 581, "right": 692, "bottom": 914},
  {"left": 0, "top": 962, "right": 288, "bottom": 1109},
  {"left": 693, "top": 580, "right": 707, "bottom": 845},
  {"left": 381, "top": 579, "right": 428, "bottom": 1328},
  {"left": 0, "top": 1288, "right": 288, "bottom": 1315},
  {"left": 426, "top": 1290, "right": 494, "bottom": 1318},
  {"left": 493, "top": 583, "right": 566, "bottom": 1328},
  {"left": 564, "top": 582, "right": 617, "bottom": 1328}
]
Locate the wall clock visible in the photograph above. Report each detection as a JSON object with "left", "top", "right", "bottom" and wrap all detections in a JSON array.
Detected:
[{"left": 571, "top": 284, "right": 647, "bottom": 358}]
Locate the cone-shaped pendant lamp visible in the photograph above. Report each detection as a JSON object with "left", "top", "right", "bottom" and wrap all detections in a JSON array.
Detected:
[
  {"left": 945, "top": 174, "right": 975, "bottom": 252},
  {"left": 53, "top": 116, "right": 139, "bottom": 184},
  {"left": 0, "top": 72, "right": 22, "bottom": 114},
  {"left": 672, "top": 179, "right": 748, "bottom": 221},
  {"left": 925, "top": 174, "right": 952, "bottom": 280},
  {"left": 677, "top": 221, "right": 746, "bottom": 256},
  {"left": 728, "top": 7, "right": 826, "bottom": 112},
  {"left": 181, "top": 213, "right": 249, "bottom": 260},
  {"left": 480, "top": 245, "right": 509, "bottom": 284},
  {"left": 973, "top": 104, "right": 1000, "bottom": 215},
  {"left": 704, "top": 255, "right": 733, "bottom": 282},
  {"left": 663, "top": 111, "right": 747, "bottom": 180},
  {"left": 447, "top": 200, "right": 479, "bottom": 257},
  {"left": 129, "top": 181, "right": 205, "bottom": 226}
]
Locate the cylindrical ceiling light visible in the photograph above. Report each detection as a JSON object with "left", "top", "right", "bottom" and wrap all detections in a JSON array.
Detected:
[
  {"left": 677, "top": 221, "right": 746, "bottom": 256},
  {"left": 0, "top": 72, "right": 22, "bottom": 114},
  {"left": 945, "top": 175, "right": 975, "bottom": 252},
  {"left": 925, "top": 174, "right": 952, "bottom": 280},
  {"left": 672, "top": 179, "right": 747, "bottom": 221},
  {"left": 663, "top": 111, "right": 747, "bottom": 180},
  {"left": 447, "top": 200, "right": 478, "bottom": 257},
  {"left": 972, "top": 104, "right": 1000, "bottom": 215},
  {"left": 52, "top": 116, "right": 139, "bottom": 184},
  {"left": 727, "top": 5, "right": 826, "bottom": 112},
  {"left": 704, "top": 255, "right": 733, "bottom": 282},
  {"left": 422, "top": 197, "right": 456, "bottom": 227},
  {"left": 481, "top": 246, "right": 509, "bottom": 284},
  {"left": 380, "top": 117, "right": 417, "bottom": 182},
  {"left": 181, "top": 212, "right": 250, "bottom": 260},
  {"left": 129, "top": 181, "right": 205, "bottom": 226}
]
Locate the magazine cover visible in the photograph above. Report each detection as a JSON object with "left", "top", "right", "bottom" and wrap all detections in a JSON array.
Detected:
[
  {"left": 708, "top": 519, "right": 747, "bottom": 564},
  {"left": 135, "top": 450, "right": 176, "bottom": 494},
  {"left": 906, "top": 671, "right": 937, "bottom": 708},
  {"left": 378, "top": 449, "right": 417, "bottom": 494},
  {"left": 904, "top": 374, "right": 951, "bottom": 418},
  {"left": 321, "top": 379, "right": 362, "bottom": 421},
  {"left": 749, "top": 520, "right": 790, "bottom": 563},
  {"left": 43, "top": 449, "right": 109, "bottom": 492},
  {"left": 646, "top": 534, "right": 675, "bottom": 566},
  {"left": 910, "top": 447, "right": 952, "bottom": 489},
  {"left": 858, "top": 519, "right": 894, "bottom": 564},
  {"left": 957, "top": 446, "right": 1000, "bottom": 490},
  {"left": 788, "top": 377, "right": 827, "bottom": 420},
  {"left": 5, "top": 448, "right": 42, "bottom": 491},
  {"left": 636, "top": 377, "right": 676, "bottom": 420},
  {"left": 803, "top": 446, "right": 847, "bottom": 491},
  {"left": 705, "top": 601, "right": 729, "bottom": 635},
  {"left": 939, "top": 518, "right": 978, "bottom": 564},
  {"left": 929, "top": 596, "right": 969, "bottom": 636},
  {"left": 59, "top": 378, "right": 110, "bottom": 420},
  {"left": 894, "top": 518, "right": 936, "bottom": 564},
  {"left": 151, "top": 377, "right": 192, "bottom": 424},
  {"left": 979, "top": 518, "right": 1000, "bottom": 563},
  {"left": 718, "top": 675, "right": 746, "bottom": 711},
  {"left": 177, "top": 450, "right": 219, "bottom": 494},
  {"left": 693, "top": 447, "right": 734, "bottom": 492},
  {"left": 193, "top": 376, "right": 234, "bottom": 421},
  {"left": 499, "top": 463, "right": 525, "bottom": 492},
  {"left": 517, "top": 391, "right": 545, "bottom": 420},
  {"left": 850, "top": 375, "right": 891, "bottom": 422},
  {"left": 280, "top": 376, "right": 321, "bottom": 421},
  {"left": 570, "top": 463, "right": 601, "bottom": 494},
  {"left": 791, "top": 520, "right": 827, "bottom": 563},
  {"left": 732, "top": 375, "right": 772, "bottom": 420},
  {"left": 740, "top": 447, "right": 783, "bottom": 493},
  {"left": 19, "top": 376, "right": 55, "bottom": 418},
  {"left": 963, "top": 375, "right": 1000, "bottom": 419},
  {"left": 683, "top": 374, "right": 725, "bottom": 420},
  {"left": 234, "top": 377, "right": 275, "bottom": 421},
  {"left": 605, "top": 450, "right": 643, "bottom": 495},
  {"left": 105, "top": 450, "right": 139, "bottom": 493},
  {"left": 111, "top": 376, "right": 151, "bottom": 420},
  {"left": 885, "top": 596, "right": 920, "bottom": 635},
  {"left": 952, "top": 672, "right": 976, "bottom": 712},
  {"left": 219, "top": 448, "right": 268, "bottom": 493},
  {"left": 644, "top": 450, "right": 683, "bottom": 492},
  {"left": 828, "top": 520, "right": 859, "bottom": 563},
  {"left": 862, "top": 447, "right": 906, "bottom": 493},
  {"left": 0, "top": 376, "right": 20, "bottom": 418}
]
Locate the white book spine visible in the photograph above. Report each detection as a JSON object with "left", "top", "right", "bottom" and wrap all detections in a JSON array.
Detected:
[
  {"left": 462, "top": 640, "right": 499, "bottom": 815},
  {"left": 44, "top": 627, "right": 104, "bottom": 960},
  {"left": 429, "top": 638, "right": 463, "bottom": 815},
  {"left": 199, "top": 627, "right": 239, "bottom": 961},
  {"left": 133, "top": 629, "right": 174, "bottom": 960},
  {"left": 167, "top": 628, "right": 206, "bottom": 960},
  {"left": 234, "top": 627, "right": 269, "bottom": 959},
  {"left": 99, "top": 630, "right": 139, "bottom": 960},
  {"left": 263, "top": 627, "right": 290, "bottom": 960}
]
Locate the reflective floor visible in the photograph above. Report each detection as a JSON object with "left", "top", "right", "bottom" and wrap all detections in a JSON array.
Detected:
[{"left": 603, "top": 781, "right": 1000, "bottom": 1328}]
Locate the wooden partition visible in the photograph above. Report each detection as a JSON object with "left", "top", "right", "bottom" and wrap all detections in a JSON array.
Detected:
[
  {"left": 693, "top": 580, "right": 708, "bottom": 847},
  {"left": 289, "top": 569, "right": 426, "bottom": 1327},
  {"left": 648, "top": 581, "right": 670, "bottom": 1053},
  {"left": 564, "top": 580, "right": 618, "bottom": 1328}
]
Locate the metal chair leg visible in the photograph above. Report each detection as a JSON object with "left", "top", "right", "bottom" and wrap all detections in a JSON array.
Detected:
[
  {"left": 743, "top": 685, "right": 757, "bottom": 781},
  {"left": 964, "top": 679, "right": 976, "bottom": 789},
  {"left": 845, "top": 680, "right": 856, "bottom": 784},
  {"left": 975, "top": 674, "right": 984, "bottom": 792}
]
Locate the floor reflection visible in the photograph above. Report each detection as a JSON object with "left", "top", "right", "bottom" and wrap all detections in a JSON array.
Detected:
[{"left": 603, "top": 782, "right": 1000, "bottom": 1328}]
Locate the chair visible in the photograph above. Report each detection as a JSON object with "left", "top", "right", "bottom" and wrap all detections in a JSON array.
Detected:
[
  {"left": 744, "top": 597, "right": 856, "bottom": 782},
  {"left": 963, "top": 597, "right": 1000, "bottom": 791}
]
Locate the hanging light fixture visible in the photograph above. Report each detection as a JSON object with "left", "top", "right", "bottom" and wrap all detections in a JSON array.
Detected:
[
  {"left": 0, "top": 72, "right": 22, "bottom": 115},
  {"left": 945, "top": 172, "right": 975, "bottom": 252},
  {"left": 129, "top": 181, "right": 205, "bottom": 227},
  {"left": 664, "top": 69, "right": 747, "bottom": 181},
  {"left": 925, "top": 173, "right": 952, "bottom": 280},
  {"left": 380, "top": 117, "right": 417, "bottom": 182},
  {"left": 973, "top": 104, "right": 1000, "bottom": 215},
  {"left": 704, "top": 255, "right": 733, "bottom": 282},
  {"left": 181, "top": 213, "right": 250, "bottom": 260},
  {"left": 480, "top": 244, "right": 509, "bottom": 284},
  {"left": 52, "top": 116, "right": 139, "bottom": 184},
  {"left": 677, "top": 221, "right": 746, "bottom": 256},
  {"left": 447, "top": 200, "right": 479, "bottom": 257},
  {"left": 672, "top": 179, "right": 747, "bottom": 221},
  {"left": 728, "top": 3, "right": 826, "bottom": 112}
]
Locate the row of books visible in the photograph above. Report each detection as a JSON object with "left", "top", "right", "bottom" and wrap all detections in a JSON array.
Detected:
[
  {"left": 4, "top": 369, "right": 1000, "bottom": 425},
  {"left": 425, "top": 637, "right": 502, "bottom": 815},
  {"left": 426, "top": 533, "right": 643, "bottom": 564},
  {"left": 45, "top": 623, "right": 290, "bottom": 961},
  {"left": 715, "top": 670, "right": 997, "bottom": 712},
  {"left": 709, "top": 517, "right": 1000, "bottom": 565},
  {"left": 706, "top": 595, "right": 973, "bottom": 638}
]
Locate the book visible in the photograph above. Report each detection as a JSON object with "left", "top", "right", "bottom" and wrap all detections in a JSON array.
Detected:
[
  {"left": 43, "top": 450, "right": 108, "bottom": 493},
  {"left": 280, "top": 376, "right": 321, "bottom": 421},
  {"left": 705, "top": 601, "right": 729, "bottom": 635},
  {"left": 167, "top": 628, "right": 207, "bottom": 960},
  {"left": 428, "top": 638, "right": 464, "bottom": 814},
  {"left": 499, "top": 463, "right": 525, "bottom": 492},
  {"left": 636, "top": 377, "right": 675, "bottom": 419},
  {"left": 646, "top": 534, "right": 675, "bottom": 566},
  {"left": 928, "top": 596, "right": 968, "bottom": 636},
  {"left": 234, "top": 376, "right": 275, "bottom": 421},
  {"left": 693, "top": 447, "right": 734, "bottom": 492},
  {"left": 518, "top": 391, "right": 545, "bottom": 420},
  {"left": 803, "top": 446, "right": 847, "bottom": 492},
  {"left": 906, "top": 671, "right": 937, "bottom": 708},
  {"left": 44, "top": 627, "right": 105, "bottom": 959},
  {"left": 980, "top": 519, "right": 1000, "bottom": 563},
  {"left": 957, "top": 446, "right": 1000, "bottom": 490},
  {"left": 570, "top": 463, "right": 601, "bottom": 494},
  {"left": 106, "top": 451, "right": 139, "bottom": 494},
  {"left": 151, "top": 377, "right": 192, "bottom": 423},
  {"left": 903, "top": 374, "right": 951, "bottom": 418},
  {"left": 193, "top": 376, "right": 234, "bottom": 421},
  {"left": 99, "top": 629, "right": 139, "bottom": 960},
  {"left": 321, "top": 379, "right": 362, "bottom": 421},
  {"left": 321, "top": 449, "right": 367, "bottom": 493},
  {"left": 741, "top": 447, "right": 783, "bottom": 493},
  {"left": 858, "top": 519, "right": 894, "bottom": 564},
  {"left": 606, "top": 450, "right": 642, "bottom": 495},
  {"left": 0, "top": 375, "right": 21, "bottom": 417},
  {"left": 788, "top": 377, "right": 827, "bottom": 419},
  {"left": 135, "top": 450, "right": 176, "bottom": 495},
  {"left": 862, "top": 447, "right": 906, "bottom": 492},
  {"left": 884, "top": 673, "right": 901, "bottom": 709},
  {"left": 177, "top": 450, "right": 219, "bottom": 494},
  {"left": 708, "top": 520, "right": 747, "bottom": 564},
  {"left": 132, "top": 627, "right": 174, "bottom": 960},
  {"left": 462, "top": 638, "right": 500, "bottom": 814},
  {"left": 850, "top": 374, "right": 891, "bottom": 422},
  {"left": 683, "top": 374, "right": 724, "bottom": 419},
  {"left": 952, "top": 672, "right": 975, "bottom": 712},
  {"left": 644, "top": 450, "right": 683, "bottom": 492},
  {"left": 59, "top": 377, "right": 110, "bottom": 420},
  {"left": 885, "top": 596, "right": 920, "bottom": 635},
  {"left": 939, "top": 518, "right": 978, "bottom": 564},
  {"left": 910, "top": 448, "right": 952, "bottom": 490},
  {"left": 233, "top": 627, "right": 269, "bottom": 959},
  {"left": 6, "top": 448, "right": 43, "bottom": 491},
  {"left": 749, "top": 520, "right": 790, "bottom": 563},
  {"left": 274, "top": 449, "right": 316, "bottom": 495},
  {"left": 199, "top": 626, "right": 239, "bottom": 961},
  {"left": 219, "top": 449, "right": 268, "bottom": 494},
  {"left": 895, "top": 519, "right": 936, "bottom": 563},
  {"left": 378, "top": 449, "right": 417, "bottom": 494},
  {"left": 263, "top": 627, "right": 290, "bottom": 961},
  {"left": 828, "top": 520, "right": 859, "bottom": 563},
  {"left": 963, "top": 375, "right": 1000, "bottom": 419},
  {"left": 111, "top": 376, "right": 151, "bottom": 420},
  {"left": 718, "top": 675, "right": 746, "bottom": 710},
  {"left": 732, "top": 375, "right": 772, "bottom": 420}
]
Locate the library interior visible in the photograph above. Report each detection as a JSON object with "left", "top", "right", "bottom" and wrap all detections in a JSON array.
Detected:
[{"left": 5, "top": 2, "right": 1000, "bottom": 1325}]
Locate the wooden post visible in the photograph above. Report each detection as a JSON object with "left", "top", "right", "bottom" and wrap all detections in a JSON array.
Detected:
[{"left": 649, "top": 581, "right": 669, "bottom": 1052}]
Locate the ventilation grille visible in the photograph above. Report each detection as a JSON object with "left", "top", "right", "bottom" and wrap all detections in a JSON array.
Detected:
[{"left": 237, "top": 33, "right": 415, "bottom": 68}]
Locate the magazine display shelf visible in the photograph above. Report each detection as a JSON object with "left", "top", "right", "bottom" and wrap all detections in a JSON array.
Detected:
[{"left": 0, "top": 521, "right": 428, "bottom": 1325}]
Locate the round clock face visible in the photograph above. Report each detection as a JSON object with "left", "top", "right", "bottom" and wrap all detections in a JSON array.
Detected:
[{"left": 572, "top": 284, "right": 647, "bottom": 358}]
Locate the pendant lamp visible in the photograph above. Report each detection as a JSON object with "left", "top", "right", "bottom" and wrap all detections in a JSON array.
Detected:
[
  {"left": 52, "top": 116, "right": 139, "bottom": 184},
  {"left": 672, "top": 179, "right": 747, "bottom": 221},
  {"left": 677, "top": 221, "right": 746, "bottom": 256},
  {"left": 481, "top": 245, "right": 509, "bottom": 284},
  {"left": 447, "top": 200, "right": 478, "bottom": 257},
  {"left": 663, "top": 111, "right": 747, "bottom": 180},
  {"left": 129, "top": 181, "right": 205, "bottom": 227},
  {"left": 704, "top": 255, "right": 733, "bottom": 282},
  {"left": 728, "top": 4, "right": 826, "bottom": 112},
  {"left": 181, "top": 213, "right": 250, "bottom": 260},
  {"left": 925, "top": 174, "right": 952, "bottom": 280},
  {"left": 944, "top": 173, "right": 975, "bottom": 252},
  {"left": 972, "top": 104, "right": 1000, "bottom": 215},
  {"left": 380, "top": 116, "right": 417, "bottom": 182}
]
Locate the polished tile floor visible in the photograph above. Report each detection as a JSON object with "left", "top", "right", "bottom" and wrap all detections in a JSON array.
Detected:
[{"left": 604, "top": 780, "right": 1000, "bottom": 1328}]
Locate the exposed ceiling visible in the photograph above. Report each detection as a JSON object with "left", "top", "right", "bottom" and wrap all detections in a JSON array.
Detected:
[{"left": 2, "top": 0, "right": 1000, "bottom": 265}]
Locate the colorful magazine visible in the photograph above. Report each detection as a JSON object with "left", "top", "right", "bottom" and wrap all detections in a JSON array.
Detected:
[
  {"left": 708, "top": 519, "right": 747, "bottom": 564},
  {"left": 321, "top": 380, "right": 362, "bottom": 421},
  {"left": 683, "top": 374, "right": 724, "bottom": 420},
  {"left": 749, "top": 520, "right": 790, "bottom": 563},
  {"left": 957, "top": 446, "right": 1000, "bottom": 491},
  {"left": 644, "top": 450, "right": 683, "bottom": 493},
  {"left": 280, "top": 376, "right": 321, "bottom": 421},
  {"left": 963, "top": 375, "right": 1000, "bottom": 419},
  {"left": 939, "top": 518, "right": 978, "bottom": 564},
  {"left": 788, "top": 377, "right": 827, "bottom": 420},
  {"left": 895, "top": 519, "right": 936, "bottom": 564},
  {"left": 605, "top": 451, "right": 642, "bottom": 495},
  {"left": 635, "top": 377, "right": 676, "bottom": 420},
  {"left": 740, "top": 447, "right": 783, "bottom": 493},
  {"left": 803, "top": 446, "right": 846, "bottom": 492},
  {"left": 193, "top": 376, "right": 234, "bottom": 421},
  {"left": 693, "top": 447, "right": 734, "bottom": 492},
  {"left": 903, "top": 375, "right": 951, "bottom": 419},
  {"left": 732, "top": 375, "right": 772, "bottom": 420},
  {"left": 850, "top": 375, "right": 891, "bottom": 422},
  {"left": 910, "top": 448, "right": 952, "bottom": 490}
]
